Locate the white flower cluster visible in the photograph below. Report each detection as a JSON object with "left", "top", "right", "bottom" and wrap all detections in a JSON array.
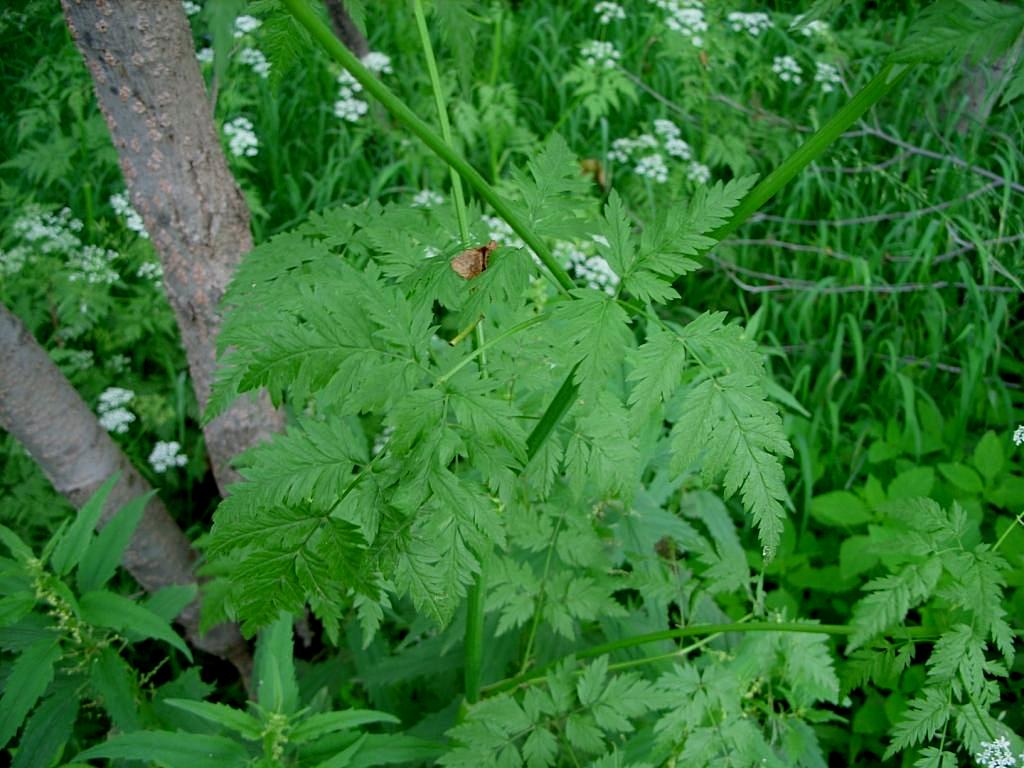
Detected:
[
  {"left": 361, "top": 51, "right": 393, "bottom": 75},
  {"left": 334, "top": 70, "right": 368, "bottom": 122},
  {"left": 67, "top": 245, "right": 119, "bottom": 285},
  {"left": 181, "top": 0, "right": 200, "bottom": 16},
  {"left": 609, "top": 133, "right": 658, "bottom": 163},
  {"left": 2, "top": 207, "right": 81, "bottom": 276},
  {"left": 333, "top": 53, "right": 391, "bottom": 124},
  {"left": 580, "top": 40, "right": 621, "bottom": 69},
  {"left": 136, "top": 261, "right": 163, "bottom": 283},
  {"left": 686, "top": 161, "right": 711, "bottom": 183},
  {"left": 814, "top": 61, "right": 841, "bottom": 93},
  {"left": 727, "top": 11, "right": 772, "bottom": 36},
  {"left": 977, "top": 737, "right": 1024, "bottom": 768},
  {"left": 772, "top": 55, "right": 803, "bottom": 84},
  {"left": 556, "top": 239, "right": 619, "bottom": 295},
  {"left": 635, "top": 153, "right": 669, "bottom": 183},
  {"left": 2, "top": 206, "right": 123, "bottom": 284},
  {"left": 149, "top": 440, "right": 187, "bottom": 473},
  {"left": 411, "top": 189, "right": 444, "bottom": 208},
  {"left": 650, "top": 0, "right": 706, "bottom": 47},
  {"left": 594, "top": 1, "right": 626, "bottom": 24},
  {"left": 233, "top": 14, "right": 261, "bottom": 38},
  {"left": 610, "top": 119, "right": 710, "bottom": 185},
  {"left": 655, "top": 119, "right": 692, "bottom": 159},
  {"left": 482, "top": 215, "right": 526, "bottom": 250},
  {"left": 196, "top": 46, "right": 214, "bottom": 64},
  {"left": 1013, "top": 425, "right": 1024, "bottom": 447},
  {"left": 110, "top": 192, "right": 149, "bottom": 239},
  {"left": 98, "top": 386, "right": 136, "bottom": 434},
  {"left": 224, "top": 116, "right": 259, "bottom": 157},
  {"left": 793, "top": 15, "right": 830, "bottom": 38},
  {"left": 238, "top": 47, "right": 270, "bottom": 79}
]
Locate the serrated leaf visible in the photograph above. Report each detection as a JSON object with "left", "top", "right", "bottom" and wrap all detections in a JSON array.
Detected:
[
  {"left": 78, "top": 590, "right": 191, "bottom": 661},
  {"left": 0, "top": 638, "right": 61, "bottom": 749},
  {"left": 74, "top": 731, "right": 249, "bottom": 768}
]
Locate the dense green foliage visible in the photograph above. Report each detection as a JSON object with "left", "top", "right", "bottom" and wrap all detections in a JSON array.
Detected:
[{"left": 2, "top": 0, "right": 1023, "bottom": 766}]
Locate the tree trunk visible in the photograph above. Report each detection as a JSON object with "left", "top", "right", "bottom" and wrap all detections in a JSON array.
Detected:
[
  {"left": 61, "top": 0, "right": 284, "bottom": 493},
  {"left": 324, "top": 0, "right": 370, "bottom": 59},
  {"left": 0, "top": 303, "right": 251, "bottom": 678}
]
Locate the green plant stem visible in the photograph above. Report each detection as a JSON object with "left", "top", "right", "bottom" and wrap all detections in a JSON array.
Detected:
[
  {"left": 412, "top": 0, "right": 470, "bottom": 243},
  {"left": 437, "top": 314, "right": 545, "bottom": 384},
  {"left": 281, "top": 0, "right": 575, "bottom": 295},
  {"left": 707, "top": 63, "right": 909, "bottom": 242},
  {"left": 409, "top": 0, "right": 492, "bottom": 703},
  {"left": 525, "top": 365, "right": 580, "bottom": 460},
  {"left": 483, "top": 620, "right": 936, "bottom": 696}
]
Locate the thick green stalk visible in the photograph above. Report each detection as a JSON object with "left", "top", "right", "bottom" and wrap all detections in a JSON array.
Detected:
[
  {"left": 708, "top": 63, "right": 909, "bottom": 241},
  {"left": 409, "top": 0, "right": 488, "bottom": 703},
  {"left": 483, "top": 620, "right": 936, "bottom": 696},
  {"left": 281, "top": 0, "right": 575, "bottom": 294},
  {"left": 412, "top": 0, "right": 470, "bottom": 243}
]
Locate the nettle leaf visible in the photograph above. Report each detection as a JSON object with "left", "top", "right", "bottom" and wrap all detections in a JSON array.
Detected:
[{"left": 663, "top": 312, "right": 791, "bottom": 554}]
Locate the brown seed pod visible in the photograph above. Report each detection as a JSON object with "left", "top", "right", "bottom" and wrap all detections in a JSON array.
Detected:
[{"left": 450, "top": 240, "right": 498, "bottom": 280}]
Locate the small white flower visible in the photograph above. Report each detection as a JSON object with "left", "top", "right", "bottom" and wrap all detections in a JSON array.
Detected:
[
  {"left": 580, "top": 40, "right": 621, "bottom": 69},
  {"left": 593, "top": 1, "right": 626, "bottom": 24},
  {"left": 334, "top": 97, "right": 369, "bottom": 122},
  {"left": 653, "top": 118, "right": 681, "bottom": 139},
  {"left": 976, "top": 736, "right": 1016, "bottom": 768},
  {"left": 67, "top": 245, "right": 119, "bottom": 285},
  {"left": 181, "top": 1, "right": 200, "bottom": 17},
  {"left": 412, "top": 189, "right": 444, "bottom": 208},
  {"left": 482, "top": 215, "right": 525, "bottom": 249},
  {"left": 727, "top": 11, "right": 773, "bottom": 37},
  {"left": 814, "top": 61, "right": 841, "bottom": 93},
  {"left": 149, "top": 441, "right": 188, "bottom": 473},
  {"left": 608, "top": 137, "right": 636, "bottom": 163},
  {"left": 223, "top": 116, "right": 259, "bottom": 157},
  {"left": 110, "top": 192, "right": 149, "bottom": 239},
  {"left": 238, "top": 47, "right": 271, "bottom": 79},
  {"left": 635, "top": 153, "right": 669, "bottom": 184},
  {"left": 136, "top": 261, "right": 163, "bottom": 283},
  {"left": 652, "top": 0, "right": 706, "bottom": 47},
  {"left": 361, "top": 51, "right": 392, "bottom": 74},
  {"left": 556, "top": 240, "right": 619, "bottom": 295},
  {"left": 665, "top": 136, "right": 692, "bottom": 159},
  {"left": 1013, "top": 425, "right": 1024, "bottom": 447},
  {"left": 0, "top": 247, "right": 28, "bottom": 276},
  {"left": 233, "top": 14, "right": 261, "bottom": 38},
  {"left": 196, "top": 46, "right": 214, "bottom": 63},
  {"left": 772, "top": 55, "right": 803, "bottom": 84},
  {"left": 793, "top": 16, "right": 830, "bottom": 38},
  {"left": 686, "top": 161, "right": 711, "bottom": 184},
  {"left": 99, "top": 408, "right": 135, "bottom": 434},
  {"left": 99, "top": 386, "right": 134, "bottom": 411}
]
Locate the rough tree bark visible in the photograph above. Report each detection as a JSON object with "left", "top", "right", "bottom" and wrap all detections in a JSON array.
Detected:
[
  {"left": 0, "top": 303, "right": 251, "bottom": 677},
  {"left": 324, "top": 0, "right": 370, "bottom": 59},
  {"left": 61, "top": 0, "right": 284, "bottom": 493}
]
